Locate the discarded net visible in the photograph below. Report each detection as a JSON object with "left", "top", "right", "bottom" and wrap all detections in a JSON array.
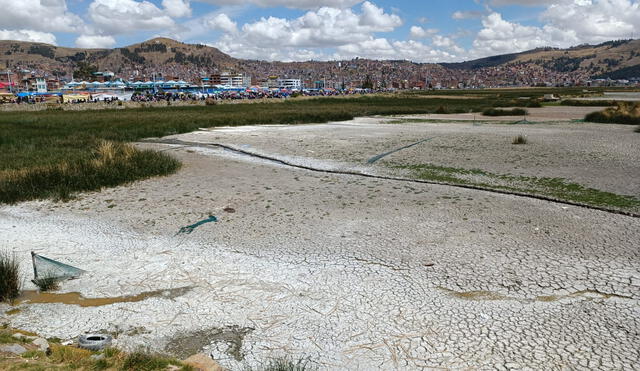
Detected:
[{"left": 31, "top": 252, "right": 86, "bottom": 281}]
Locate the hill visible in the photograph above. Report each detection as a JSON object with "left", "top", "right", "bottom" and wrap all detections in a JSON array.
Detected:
[
  {"left": 0, "top": 37, "right": 638, "bottom": 84},
  {"left": 0, "top": 37, "right": 237, "bottom": 77},
  {"left": 443, "top": 39, "right": 640, "bottom": 79}
]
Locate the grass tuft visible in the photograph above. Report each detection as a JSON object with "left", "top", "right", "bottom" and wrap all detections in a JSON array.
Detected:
[
  {"left": 512, "top": 134, "right": 528, "bottom": 145},
  {"left": 120, "top": 350, "right": 183, "bottom": 371},
  {"left": 483, "top": 108, "right": 528, "bottom": 116},
  {"left": 255, "top": 357, "right": 315, "bottom": 371},
  {"left": 584, "top": 102, "right": 640, "bottom": 125},
  {"left": 0, "top": 250, "right": 21, "bottom": 303},
  {"left": 32, "top": 274, "right": 60, "bottom": 292}
]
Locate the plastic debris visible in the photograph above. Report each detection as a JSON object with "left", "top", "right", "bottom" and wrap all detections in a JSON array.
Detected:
[{"left": 177, "top": 216, "right": 218, "bottom": 235}]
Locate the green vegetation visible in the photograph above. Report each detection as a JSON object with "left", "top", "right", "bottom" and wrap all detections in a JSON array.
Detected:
[
  {"left": 396, "top": 163, "right": 640, "bottom": 210},
  {"left": 434, "top": 105, "right": 449, "bottom": 114},
  {"left": 0, "top": 330, "right": 31, "bottom": 345},
  {"left": 0, "top": 250, "right": 21, "bottom": 303},
  {"left": 585, "top": 102, "right": 640, "bottom": 125},
  {"left": 0, "top": 141, "right": 181, "bottom": 204},
  {"left": 2, "top": 91, "right": 639, "bottom": 205},
  {"left": 483, "top": 108, "right": 528, "bottom": 116},
  {"left": 560, "top": 99, "right": 619, "bottom": 106},
  {"left": 0, "top": 325, "right": 197, "bottom": 371},
  {"left": 120, "top": 350, "right": 187, "bottom": 371},
  {"left": 32, "top": 274, "right": 60, "bottom": 292},
  {"left": 0, "top": 95, "right": 510, "bottom": 204},
  {"left": 512, "top": 134, "right": 527, "bottom": 144}
]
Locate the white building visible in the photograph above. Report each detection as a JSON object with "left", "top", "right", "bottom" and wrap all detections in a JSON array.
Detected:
[
  {"left": 35, "top": 78, "right": 47, "bottom": 93},
  {"left": 277, "top": 78, "right": 302, "bottom": 90},
  {"left": 220, "top": 72, "right": 251, "bottom": 87}
]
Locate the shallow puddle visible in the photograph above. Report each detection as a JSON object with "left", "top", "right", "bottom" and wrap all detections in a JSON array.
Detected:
[{"left": 14, "top": 286, "right": 192, "bottom": 307}]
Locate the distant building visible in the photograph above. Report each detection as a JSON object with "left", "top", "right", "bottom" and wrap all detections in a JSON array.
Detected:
[
  {"left": 277, "top": 78, "right": 302, "bottom": 90},
  {"left": 92, "top": 71, "right": 115, "bottom": 82},
  {"left": 46, "top": 78, "right": 60, "bottom": 92},
  {"left": 266, "top": 76, "right": 279, "bottom": 89},
  {"left": 220, "top": 72, "right": 251, "bottom": 87},
  {"left": 35, "top": 77, "right": 47, "bottom": 93}
]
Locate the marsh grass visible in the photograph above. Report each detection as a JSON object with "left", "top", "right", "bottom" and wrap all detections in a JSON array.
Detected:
[
  {"left": 585, "top": 102, "right": 640, "bottom": 125},
  {"left": 561, "top": 99, "right": 619, "bottom": 106},
  {"left": 0, "top": 250, "right": 21, "bottom": 302},
  {"left": 0, "top": 96, "right": 503, "bottom": 204},
  {"left": 483, "top": 108, "right": 528, "bottom": 116},
  {"left": 32, "top": 274, "right": 60, "bottom": 292},
  {"left": 0, "top": 141, "right": 180, "bottom": 204}
]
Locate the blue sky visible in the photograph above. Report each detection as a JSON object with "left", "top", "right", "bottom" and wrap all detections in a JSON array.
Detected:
[{"left": 0, "top": 0, "right": 638, "bottom": 62}]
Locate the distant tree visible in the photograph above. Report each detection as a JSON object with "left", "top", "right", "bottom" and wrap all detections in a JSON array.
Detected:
[{"left": 73, "top": 62, "right": 98, "bottom": 81}]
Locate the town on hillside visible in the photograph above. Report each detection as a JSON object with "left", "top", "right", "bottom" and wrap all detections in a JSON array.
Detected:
[{"left": 0, "top": 38, "right": 639, "bottom": 103}]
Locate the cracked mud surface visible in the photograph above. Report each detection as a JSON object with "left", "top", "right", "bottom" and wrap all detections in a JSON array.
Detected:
[{"left": 1, "top": 115, "right": 639, "bottom": 370}]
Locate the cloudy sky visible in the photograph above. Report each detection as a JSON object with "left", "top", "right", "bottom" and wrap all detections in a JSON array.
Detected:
[{"left": 0, "top": 0, "right": 638, "bottom": 62}]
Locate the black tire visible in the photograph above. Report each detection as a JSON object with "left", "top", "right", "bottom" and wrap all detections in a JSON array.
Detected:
[{"left": 78, "top": 334, "right": 112, "bottom": 351}]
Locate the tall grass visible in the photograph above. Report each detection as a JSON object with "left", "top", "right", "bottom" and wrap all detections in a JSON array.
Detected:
[
  {"left": 512, "top": 134, "right": 528, "bottom": 145},
  {"left": 584, "top": 102, "right": 640, "bottom": 125},
  {"left": 0, "top": 250, "right": 21, "bottom": 302},
  {"left": 0, "top": 141, "right": 180, "bottom": 204}
]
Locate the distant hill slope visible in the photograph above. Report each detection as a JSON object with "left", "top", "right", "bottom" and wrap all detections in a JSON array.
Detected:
[
  {"left": 443, "top": 39, "right": 640, "bottom": 78},
  {"left": 0, "top": 37, "right": 638, "bottom": 80},
  {"left": 0, "top": 37, "right": 237, "bottom": 76}
]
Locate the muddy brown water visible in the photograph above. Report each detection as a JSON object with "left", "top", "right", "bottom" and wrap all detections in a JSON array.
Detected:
[{"left": 14, "top": 286, "right": 192, "bottom": 307}]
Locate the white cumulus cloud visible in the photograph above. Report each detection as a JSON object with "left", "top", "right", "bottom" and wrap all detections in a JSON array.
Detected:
[
  {"left": 88, "top": 0, "right": 177, "bottom": 34},
  {"left": 162, "top": 0, "right": 192, "bottom": 18},
  {"left": 205, "top": 13, "right": 238, "bottom": 33},
  {"left": 195, "top": 0, "right": 363, "bottom": 9},
  {"left": 0, "top": 29, "right": 57, "bottom": 44},
  {"left": 0, "top": 0, "right": 83, "bottom": 33},
  {"left": 469, "top": 1, "right": 640, "bottom": 58},
  {"left": 75, "top": 34, "right": 117, "bottom": 48},
  {"left": 409, "top": 26, "right": 438, "bottom": 39}
]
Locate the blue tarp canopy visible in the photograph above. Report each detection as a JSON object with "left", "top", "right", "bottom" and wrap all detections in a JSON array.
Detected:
[{"left": 16, "top": 92, "right": 62, "bottom": 97}]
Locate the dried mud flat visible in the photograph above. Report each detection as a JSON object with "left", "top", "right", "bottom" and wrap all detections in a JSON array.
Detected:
[{"left": 1, "top": 107, "right": 640, "bottom": 370}]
